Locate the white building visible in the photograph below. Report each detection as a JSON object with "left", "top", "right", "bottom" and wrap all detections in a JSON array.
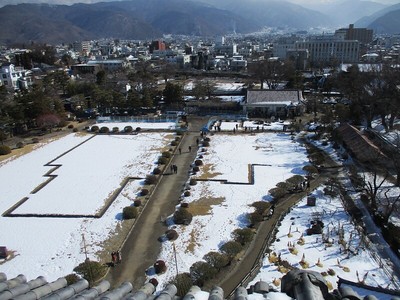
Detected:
[{"left": 0, "top": 63, "right": 32, "bottom": 90}]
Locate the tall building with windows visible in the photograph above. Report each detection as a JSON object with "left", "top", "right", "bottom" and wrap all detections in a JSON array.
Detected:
[
  {"left": 335, "top": 24, "right": 373, "bottom": 45},
  {"left": 295, "top": 35, "right": 359, "bottom": 64}
]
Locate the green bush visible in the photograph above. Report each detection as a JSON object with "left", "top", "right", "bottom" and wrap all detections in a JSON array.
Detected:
[
  {"left": 162, "top": 151, "right": 172, "bottom": 158},
  {"left": 135, "top": 127, "right": 141, "bottom": 132},
  {"left": 124, "top": 126, "right": 133, "bottom": 133},
  {"left": 32, "top": 138, "right": 40, "bottom": 143},
  {"left": 165, "top": 229, "right": 179, "bottom": 241},
  {"left": 73, "top": 260, "right": 107, "bottom": 285},
  {"left": 268, "top": 187, "right": 287, "bottom": 200},
  {"left": 153, "top": 167, "right": 161, "bottom": 175},
  {"left": 251, "top": 201, "right": 271, "bottom": 215},
  {"left": 112, "top": 127, "right": 119, "bottom": 133},
  {"left": 145, "top": 174, "right": 157, "bottom": 185},
  {"left": 170, "top": 273, "right": 193, "bottom": 297},
  {"left": 203, "top": 251, "right": 229, "bottom": 270},
  {"left": 122, "top": 206, "right": 138, "bottom": 219},
  {"left": 65, "top": 273, "right": 79, "bottom": 285},
  {"left": 190, "top": 261, "right": 217, "bottom": 287},
  {"left": 204, "top": 137, "right": 210, "bottom": 142},
  {"left": 220, "top": 240, "right": 243, "bottom": 260},
  {"left": 302, "top": 165, "right": 319, "bottom": 176},
  {"left": 202, "top": 141, "right": 210, "bottom": 147},
  {"left": 232, "top": 228, "right": 254, "bottom": 245},
  {"left": 173, "top": 207, "right": 193, "bottom": 225},
  {"left": 0, "top": 145, "right": 11, "bottom": 155},
  {"left": 99, "top": 127, "right": 109, "bottom": 133},
  {"left": 171, "top": 140, "right": 178, "bottom": 146},
  {"left": 67, "top": 124, "right": 74, "bottom": 129},
  {"left": 140, "top": 189, "right": 149, "bottom": 196},
  {"left": 91, "top": 126, "right": 99, "bottom": 132},
  {"left": 189, "top": 178, "right": 197, "bottom": 186},
  {"left": 184, "top": 191, "right": 191, "bottom": 197},
  {"left": 134, "top": 199, "right": 142, "bottom": 207},
  {"left": 175, "top": 136, "right": 181, "bottom": 141},
  {"left": 73, "top": 128, "right": 78, "bottom": 132},
  {"left": 16, "top": 142, "right": 24, "bottom": 149},
  {"left": 194, "top": 159, "right": 203, "bottom": 166},
  {"left": 158, "top": 157, "right": 168, "bottom": 165},
  {"left": 248, "top": 212, "right": 263, "bottom": 226},
  {"left": 193, "top": 166, "right": 200, "bottom": 173}
]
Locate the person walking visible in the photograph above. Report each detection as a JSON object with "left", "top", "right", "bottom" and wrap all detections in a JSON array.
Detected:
[
  {"left": 188, "top": 145, "right": 192, "bottom": 152},
  {"left": 179, "top": 148, "right": 182, "bottom": 154}
]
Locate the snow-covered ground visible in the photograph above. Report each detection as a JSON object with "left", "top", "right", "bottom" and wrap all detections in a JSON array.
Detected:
[
  {"left": 0, "top": 132, "right": 170, "bottom": 280},
  {"left": 148, "top": 132, "right": 398, "bottom": 292},
  {"left": 150, "top": 133, "right": 309, "bottom": 287},
  {"left": 248, "top": 187, "right": 393, "bottom": 291}
]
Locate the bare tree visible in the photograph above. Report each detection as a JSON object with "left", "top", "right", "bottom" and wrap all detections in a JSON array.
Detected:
[
  {"left": 362, "top": 170, "right": 389, "bottom": 211},
  {"left": 380, "top": 188, "right": 400, "bottom": 224}
]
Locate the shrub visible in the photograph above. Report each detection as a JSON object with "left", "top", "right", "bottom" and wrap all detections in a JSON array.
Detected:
[
  {"left": 302, "top": 165, "right": 319, "bottom": 176},
  {"left": 181, "top": 202, "right": 189, "bottom": 208},
  {"left": 175, "top": 136, "right": 181, "bottom": 141},
  {"left": 190, "top": 261, "right": 217, "bottom": 287},
  {"left": 268, "top": 187, "right": 286, "bottom": 200},
  {"left": 198, "top": 155, "right": 203, "bottom": 159},
  {"left": 73, "top": 128, "right": 78, "bottom": 132},
  {"left": 173, "top": 207, "right": 193, "bottom": 225},
  {"left": 16, "top": 141, "right": 24, "bottom": 149},
  {"left": 204, "top": 137, "right": 210, "bottom": 142},
  {"left": 162, "top": 151, "right": 172, "bottom": 158},
  {"left": 32, "top": 138, "right": 40, "bottom": 143},
  {"left": 251, "top": 201, "right": 271, "bottom": 215},
  {"left": 99, "top": 127, "right": 109, "bottom": 133},
  {"left": 170, "top": 273, "right": 193, "bottom": 297},
  {"left": 153, "top": 167, "right": 161, "bottom": 175},
  {"left": 124, "top": 126, "right": 133, "bottom": 133},
  {"left": 158, "top": 156, "right": 168, "bottom": 165},
  {"left": 154, "top": 260, "right": 167, "bottom": 274},
  {"left": 184, "top": 191, "right": 191, "bottom": 197},
  {"left": 165, "top": 229, "right": 178, "bottom": 241},
  {"left": 193, "top": 166, "right": 200, "bottom": 173},
  {"left": 145, "top": 174, "right": 157, "bottom": 185},
  {"left": 248, "top": 212, "right": 263, "bottom": 226},
  {"left": 140, "top": 189, "right": 149, "bottom": 196},
  {"left": 194, "top": 159, "right": 203, "bottom": 166},
  {"left": 65, "top": 273, "right": 79, "bottom": 285},
  {"left": 91, "top": 126, "right": 99, "bottom": 132},
  {"left": 112, "top": 127, "right": 119, "bottom": 133},
  {"left": 122, "top": 206, "right": 138, "bottom": 219},
  {"left": 0, "top": 145, "right": 11, "bottom": 155},
  {"left": 286, "top": 175, "right": 304, "bottom": 186},
  {"left": 189, "top": 178, "right": 197, "bottom": 186},
  {"left": 67, "top": 124, "right": 74, "bottom": 129},
  {"left": 135, "top": 127, "right": 141, "bottom": 132},
  {"left": 134, "top": 199, "right": 142, "bottom": 207},
  {"left": 232, "top": 228, "right": 254, "bottom": 245},
  {"left": 203, "top": 251, "right": 229, "bottom": 270},
  {"left": 176, "top": 131, "right": 183, "bottom": 136},
  {"left": 202, "top": 141, "right": 210, "bottom": 147},
  {"left": 73, "top": 260, "right": 107, "bottom": 285},
  {"left": 171, "top": 140, "right": 178, "bottom": 146},
  {"left": 220, "top": 240, "right": 243, "bottom": 260}
]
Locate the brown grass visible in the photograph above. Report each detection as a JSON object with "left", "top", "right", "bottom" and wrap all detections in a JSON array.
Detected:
[
  {"left": 187, "top": 196, "right": 225, "bottom": 216},
  {"left": 196, "top": 164, "right": 222, "bottom": 179}
]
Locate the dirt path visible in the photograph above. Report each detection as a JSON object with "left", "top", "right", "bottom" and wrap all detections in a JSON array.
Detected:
[{"left": 106, "top": 116, "right": 206, "bottom": 288}]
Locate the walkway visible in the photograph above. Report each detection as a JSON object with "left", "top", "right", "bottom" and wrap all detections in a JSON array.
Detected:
[{"left": 106, "top": 116, "right": 206, "bottom": 289}]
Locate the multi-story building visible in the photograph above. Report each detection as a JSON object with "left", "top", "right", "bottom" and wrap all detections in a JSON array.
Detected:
[
  {"left": 72, "top": 41, "right": 91, "bottom": 55},
  {"left": 273, "top": 35, "right": 299, "bottom": 59},
  {"left": 213, "top": 43, "right": 237, "bottom": 57},
  {"left": 295, "top": 35, "right": 359, "bottom": 64},
  {"left": 335, "top": 24, "right": 373, "bottom": 45},
  {"left": 0, "top": 63, "right": 32, "bottom": 90}
]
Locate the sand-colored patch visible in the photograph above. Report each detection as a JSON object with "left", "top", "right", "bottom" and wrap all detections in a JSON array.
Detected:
[
  {"left": 187, "top": 196, "right": 225, "bottom": 216},
  {"left": 186, "top": 227, "right": 201, "bottom": 253},
  {"left": 197, "top": 164, "right": 222, "bottom": 179}
]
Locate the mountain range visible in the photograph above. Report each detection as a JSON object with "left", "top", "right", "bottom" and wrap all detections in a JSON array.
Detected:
[{"left": 0, "top": 0, "right": 399, "bottom": 45}]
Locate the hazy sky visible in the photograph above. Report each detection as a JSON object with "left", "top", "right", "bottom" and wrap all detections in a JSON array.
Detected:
[{"left": 288, "top": 0, "right": 399, "bottom": 5}]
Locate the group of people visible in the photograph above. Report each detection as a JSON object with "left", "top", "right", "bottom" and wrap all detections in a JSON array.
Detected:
[
  {"left": 111, "top": 250, "right": 121, "bottom": 265},
  {"left": 170, "top": 164, "right": 178, "bottom": 174}
]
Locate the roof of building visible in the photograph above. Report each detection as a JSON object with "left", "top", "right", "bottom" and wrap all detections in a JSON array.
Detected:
[{"left": 245, "top": 90, "right": 304, "bottom": 106}]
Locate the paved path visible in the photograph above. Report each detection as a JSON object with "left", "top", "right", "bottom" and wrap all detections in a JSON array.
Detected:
[{"left": 106, "top": 116, "right": 206, "bottom": 289}]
